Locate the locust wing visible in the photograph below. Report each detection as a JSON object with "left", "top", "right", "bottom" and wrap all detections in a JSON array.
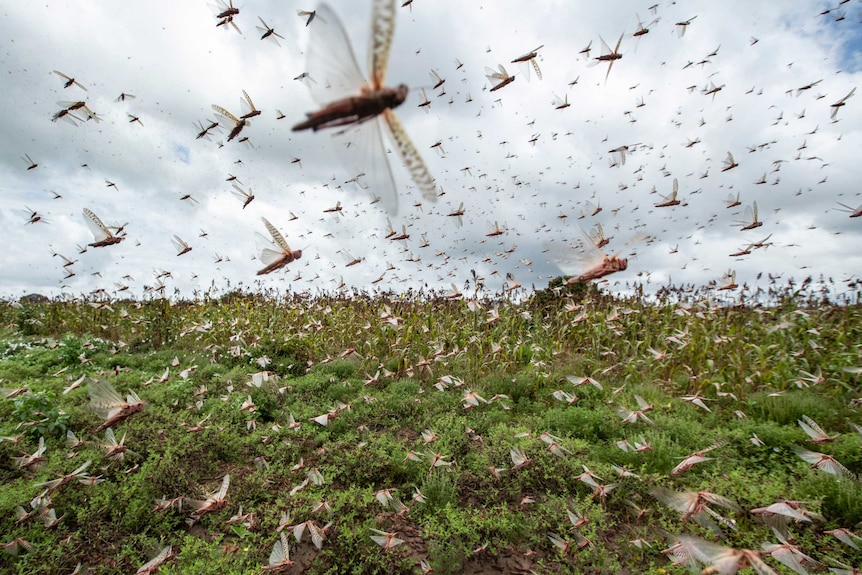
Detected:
[
  {"left": 307, "top": 521, "right": 326, "bottom": 550},
  {"left": 368, "top": 0, "right": 397, "bottom": 88},
  {"left": 255, "top": 234, "right": 284, "bottom": 267},
  {"left": 212, "top": 105, "right": 242, "bottom": 129},
  {"left": 88, "top": 379, "right": 127, "bottom": 419},
  {"left": 262, "top": 217, "right": 290, "bottom": 251},
  {"left": 267, "top": 533, "right": 291, "bottom": 567},
  {"left": 215, "top": 474, "right": 230, "bottom": 500},
  {"left": 135, "top": 545, "right": 172, "bottom": 575},
  {"left": 544, "top": 229, "right": 607, "bottom": 277},
  {"left": 82, "top": 209, "right": 112, "bottom": 242},
  {"left": 332, "top": 118, "right": 399, "bottom": 214},
  {"left": 382, "top": 109, "right": 437, "bottom": 203},
  {"left": 240, "top": 90, "right": 258, "bottom": 117},
  {"left": 305, "top": 3, "right": 368, "bottom": 105}
]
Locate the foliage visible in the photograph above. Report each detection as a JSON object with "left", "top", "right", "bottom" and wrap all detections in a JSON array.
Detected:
[
  {"left": 0, "top": 289, "right": 860, "bottom": 574},
  {"left": 10, "top": 390, "right": 70, "bottom": 438}
]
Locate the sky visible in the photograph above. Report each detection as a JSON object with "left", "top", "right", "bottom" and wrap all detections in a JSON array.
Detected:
[{"left": 0, "top": 0, "right": 861, "bottom": 301}]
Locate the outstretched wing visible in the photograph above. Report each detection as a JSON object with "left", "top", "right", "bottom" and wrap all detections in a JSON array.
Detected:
[
  {"left": 261, "top": 217, "right": 290, "bottom": 251},
  {"left": 88, "top": 379, "right": 126, "bottom": 417},
  {"left": 83, "top": 208, "right": 112, "bottom": 240},
  {"left": 268, "top": 533, "right": 290, "bottom": 567},
  {"left": 516, "top": 58, "right": 542, "bottom": 82},
  {"left": 544, "top": 228, "right": 606, "bottom": 277},
  {"left": 305, "top": 3, "right": 368, "bottom": 105},
  {"left": 332, "top": 118, "right": 398, "bottom": 214},
  {"left": 651, "top": 487, "right": 694, "bottom": 514},
  {"left": 212, "top": 105, "right": 241, "bottom": 128},
  {"left": 241, "top": 90, "right": 257, "bottom": 116},
  {"left": 598, "top": 35, "right": 612, "bottom": 56},
  {"left": 382, "top": 108, "right": 437, "bottom": 203},
  {"left": 368, "top": 0, "right": 397, "bottom": 88},
  {"left": 485, "top": 65, "right": 509, "bottom": 84},
  {"left": 255, "top": 233, "right": 285, "bottom": 266},
  {"left": 531, "top": 58, "right": 542, "bottom": 80},
  {"left": 231, "top": 184, "right": 250, "bottom": 201},
  {"left": 609, "top": 232, "right": 648, "bottom": 260}
]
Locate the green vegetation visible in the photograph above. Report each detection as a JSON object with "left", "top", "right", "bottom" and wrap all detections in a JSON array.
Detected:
[{"left": 0, "top": 284, "right": 860, "bottom": 574}]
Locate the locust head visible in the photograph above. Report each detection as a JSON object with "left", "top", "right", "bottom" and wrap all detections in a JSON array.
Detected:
[
  {"left": 610, "top": 256, "right": 628, "bottom": 272},
  {"left": 388, "top": 84, "right": 409, "bottom": 108}
]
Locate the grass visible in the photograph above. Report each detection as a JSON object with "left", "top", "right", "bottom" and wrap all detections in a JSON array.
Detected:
[{"left": 0, "top": 282, "right": 860, "bottom": 574}]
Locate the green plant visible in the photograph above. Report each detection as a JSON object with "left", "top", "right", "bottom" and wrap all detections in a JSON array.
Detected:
[{"left": 10, "top": 390, "right": 69, "bottom": 438}]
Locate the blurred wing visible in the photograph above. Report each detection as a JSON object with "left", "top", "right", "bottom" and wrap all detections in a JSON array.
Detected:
[
  {"left": 136, "top": 546, "right": 172, "bottom": 575},
  {"left": 88, "top": 379, "right": 125, "bottom": 416},
  {"left": 485, "top": 66, "right": 502, "bottom": 83},
  {"left": 747, "top": 554, "right": 780, "bottom": 575},
  {"left": 103, "top": 427, "right": 117, "bottom": 446},
  {"left": 332, "top": 118, "right": 398, "bottom": 214},
  {"left": 184, "top": 497, "right": 207, "bottom": 511},
  {"left": 261, "top": 217, "right": 290, "bottom": 251},
  {"left": 83, "top": 209, "right": 111, "bottom": 240},
  {"left": 382, "top": 109, "right": 437, "bottom": 203},
  {"left": 231, "top": 185, "right": 249, "bottom": 201},
  {"left": 256, "top": 234, "right": 284, "bottom": 265},
  {"left": 593, "top": 223, "right": 605, "bottom": 242},
  {"left": 651, "top": 487, "right": 691, "bottom": 513},
  {"left": 676, "top": 535, "right": 730, "bottom": 565},
  {"left": 599, "top": 35, "right": 612, "bottom": 55},
  {"left": 305, "top": 3, "right": 368, "bottom": 105},
  {"left": 616, "top": 232, "right": 649, "bottom": 256},
  {"left": 544, "top": 231, "right": 605, "bottom": 276},
  {"left": 702, "top": 492, "right": 741, "bottom": 511},
  {"left": 368, "top": 0, "right": 397, "bottom": 87}
]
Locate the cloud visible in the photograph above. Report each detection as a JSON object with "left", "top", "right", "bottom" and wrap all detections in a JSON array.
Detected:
[{"left": 0, "top": 0, "right": 860, "bottom": 300}]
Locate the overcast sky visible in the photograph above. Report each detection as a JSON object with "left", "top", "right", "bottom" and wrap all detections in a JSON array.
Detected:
[{"left": 1, "top": 0, "right": 860, "bottom": 301}]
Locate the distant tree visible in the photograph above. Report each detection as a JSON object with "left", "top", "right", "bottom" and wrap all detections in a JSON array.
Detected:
[
  {"left": 529, "top": 276, "right": 595, "bottom": 311},
  {"left": 19, "top": 293, "right": 49, "bottom": 304}
]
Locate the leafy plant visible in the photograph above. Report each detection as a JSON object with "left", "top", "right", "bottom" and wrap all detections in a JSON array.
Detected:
[{"left": 10, "top": 390, "right": 69, "bottom": 437}]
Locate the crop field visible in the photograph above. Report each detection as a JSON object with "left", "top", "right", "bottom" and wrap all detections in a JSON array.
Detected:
[{"left": 1, "top": 283, "right": 861, "bottom": 574}]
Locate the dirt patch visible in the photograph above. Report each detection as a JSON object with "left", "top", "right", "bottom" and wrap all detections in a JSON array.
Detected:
[{"left": 461, "top": 550, "right": 538, "bottom": 574}]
